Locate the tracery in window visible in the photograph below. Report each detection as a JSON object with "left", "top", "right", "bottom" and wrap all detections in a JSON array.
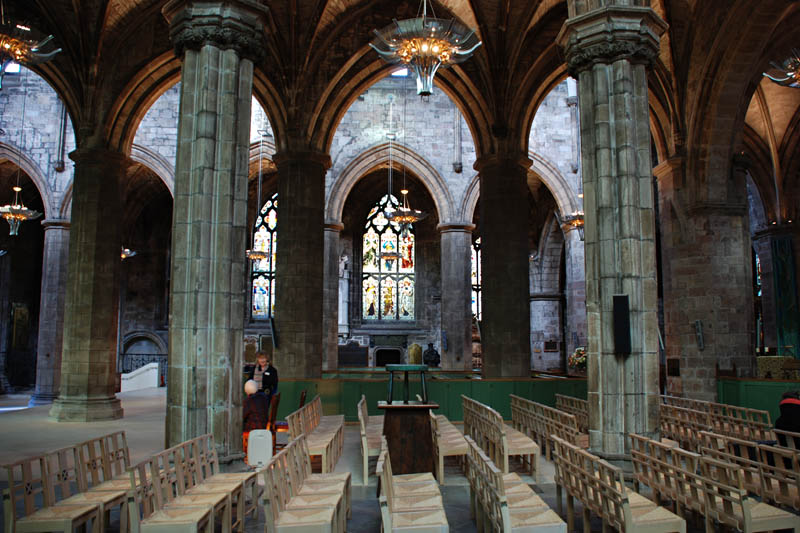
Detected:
[
  {"left": 471, "top": 236, "right": 482, "bottom": 320},
  {"left": 251, "top": 193, "right": 278, "bottom": 319},
  {"left": 362, "top": 194, "right": 415, "bottom": 320}
]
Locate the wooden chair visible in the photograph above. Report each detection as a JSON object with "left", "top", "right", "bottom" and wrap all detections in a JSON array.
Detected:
[
  {"left": 357, "top": 395, "right": 384, "bottom": 483},
  {"left": 430, "top": 412, "right": 467, "bottom": 484},
  {"left": 267, "top": 392, "right": 289, "bottom": 451},
  {"left": 3, "top": 454, "right": 102, "bottom": 533}
]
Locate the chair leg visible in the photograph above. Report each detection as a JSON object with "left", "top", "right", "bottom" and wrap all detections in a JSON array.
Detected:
[{"left": 583, "top": 507, "right": 591, "bottom": 533}]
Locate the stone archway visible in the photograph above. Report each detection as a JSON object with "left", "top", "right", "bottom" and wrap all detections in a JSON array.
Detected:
[{"left": 0, "top": 143, "right": 53, "bottom": 219}]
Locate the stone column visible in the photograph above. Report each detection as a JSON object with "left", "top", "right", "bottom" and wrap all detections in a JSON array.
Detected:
[
  {"left": 49, "top": 150, "right": 125, "bottom": 421},
  {"left": 439, "top": 223, "right": 474, "bottom": 370},
  {"left": 29, "top": 219, "right": 70, "bottom": 406},
  {"left": 657, "top": 156, "right": 755, "bottom": 398},
  {"left": 558, "top": 5, "right": 666, "bottom": 458},
  {"left": 322, "top": 222, "right": 343, "bottom": 371},
  {"left": 273, "top": 152, "right": 329, "bottom": 378},
  {"left": 163, "top": 0, "right": 267, "bottom": 455},
  {"left": 564, "top": 228, "right": 587, "bottom": 357},
  {"left": 477, "top": 155, "right": 531, "bottom": 377}
]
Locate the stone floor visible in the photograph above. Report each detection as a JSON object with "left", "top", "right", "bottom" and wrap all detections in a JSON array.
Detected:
[{"left": 0, "top": 388, "right": 735, "bottom": 532}]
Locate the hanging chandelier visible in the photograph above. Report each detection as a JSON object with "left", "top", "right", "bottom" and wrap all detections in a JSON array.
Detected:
[
  {"left": 0, "top": 185, "right": 40, "bottom": 235},
  {"left": 0, "top": 1, "right": 61, "bottom": 89},
  {"left": 764, "top": 49, "right": 800, "bottom": 88},
  {"left": 370, "top": 0, "right": 481, "bottom": 96},
  {"left": 120, "top": 247, "right": 137, "bottom": 260},
  {"left": 557, "top": 211, "right": 585, "bottom": 241},
  {"left": 246, "top": 130, "right": 269, "bottom": 261}
]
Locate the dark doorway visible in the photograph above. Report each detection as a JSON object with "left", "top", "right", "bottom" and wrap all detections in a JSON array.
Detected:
[{"left": 375, "top": 348, "right": 402, "bottom": 366}]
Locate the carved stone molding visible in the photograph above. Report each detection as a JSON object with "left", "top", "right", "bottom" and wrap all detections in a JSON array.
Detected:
[
  {"left": 557, "top": 6, "right": 667, "bottom": 77},
  {"left": 162, "top": 0, "right": 268, "bottom": 62}
]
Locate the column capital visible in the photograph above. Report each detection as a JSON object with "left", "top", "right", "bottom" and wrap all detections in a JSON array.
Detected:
[
  {"left": 41, "top": 218, "right": 71, "bottom": 230},
  {"left": 473, "top": 152, "right": 531, "bottom": 174},
  {"left": 557, "top": 6, "right": 667, "bottom": 77},
  {"left": 324, "top": 221, "right": 344, "bottom": 232},
  {"left": 437, "top": 223, "right": 475, "bottom": 234},
  {"left": 162, "top": 0, "right": 269, "bottom": 62},
  {"left": 68, "top": 148, "right": 127, "bottom": 166},
  {"left": 273, "top": 149, "right": 332, "bottom": 170}
]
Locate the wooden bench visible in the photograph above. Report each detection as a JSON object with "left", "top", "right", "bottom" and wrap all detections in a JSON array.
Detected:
[
  {"left": 287, "top": 394, "right": 345, "bottom": 473},
  {"left": 261, "top": 436, "right": 346, "bottom": 533},
  {"left": 287, "top": 434, "right": 352, "bottom": 521},
  {"left": 377, "top": 438, "right": 448, "bottom": 532},
  {"left": 630, "top": 433, "right": 800, "bottom": 533},
  {"left": 357, "top": 395, "right": 384, "bottom": 483},
  {"left": 510, "top": 394, "right": 588, "bottom": 460},
  {"left": 553, "top": 435, "right": 685, "bottom": 533},
  {"left": 756, "top": 443, "right": 800, "bottom": 511},
  {"left": 554, "top": 394, "right": 588, "bottom": 433},
  {"left": 464, "top": 435, "right": 565, "bottom": 532},
  {"left": 3, "top": 453, "right": 103, "bottom": 533},
  {"left": 462, "top": 395, "right": 540, "bottom": 479},
  {"left": 661, "top": 395, "right": 774, "bottom": 443},
  {"left": 429, "top": 412, "right": 467, "bottom": 484}
]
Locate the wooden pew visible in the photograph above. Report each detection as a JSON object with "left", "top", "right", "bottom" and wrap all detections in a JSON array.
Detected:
[
  {"left": 464, "top": 435, "right": 565, "bottom": 533},
  {"left": 357, "top": 394, "right": 384, "bottom": 483},
  {"left": 462, "top": 395, "right": 540, "bottom": 479},
  {"left": 287, "top": 394, "right": 345, "bottom": 473},
  {"left": 510, "top": 394, "right": 587, "bottom": 460},
  {"left": 553, "top": 435, "right": 685, "bottom": 533}
]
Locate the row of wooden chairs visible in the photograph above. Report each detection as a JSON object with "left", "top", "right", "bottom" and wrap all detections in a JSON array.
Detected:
[
  {"left": 464, "top": 435, "right": 565, "bottom": 532},
  {"left": 461, "top": 395, "right": 540, "bottom": 479},
  {"left": 554, "top": 394, "right": 589, "bottom": 433},
  {"left": 3, "top": 431, "right": 130, "bottom": 533},
  {"left": 510, "top": 394, "right": 588, "bottom": 460},
  {"left": 630, "top": 432, "right": 800, "bottom": 533},
  {"left": 660, "top": 395, "right": 773, "bottom": 444},
  {"left": 357, "top": 394, "right": 384, "bottom": 482},
  {"left": 287, "top": 394, "right": 345, "bottom": 473},
  {"left": 429, "top": 411, "right": 468, "bottom": 484},
  {"left": 261, "top": 435, "right": 351, "bottom": 533},
  {"left": 552, "top": 435, "right": 686, "bottom": 533},
  {"left": 377, "top": 437, "right": 448, "bottom": 532},
  {"left": 126, "top": 433, "right": 258, "bottom": 533}
]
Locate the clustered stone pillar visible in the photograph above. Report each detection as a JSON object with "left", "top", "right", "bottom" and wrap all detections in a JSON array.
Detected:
[
  {"left": 439, "top": 223, "right": 474, "bottom": 370},
  {"left": 163, "top": 0, "right": 267, "bottom": 456},
  {"left": 477, "top": 155, "right": 531, "bottom": 377},
  {"left": 29, "top": 219, "right": 70, "bottom": 406},
  {"left": 559, "top": 4, "right": 666, "bottom": 458},
  {"left": 322, "top": 222, "right": 343, "bottom": 371},
  {"left": 50, "top": 150, "right": 125, "bottom": 421},
  {"left": 273, "top": 153, "right": 328, "bottom": 378},
  {"left": 657, "top": 156, "right": 755, "bottom": 398}
]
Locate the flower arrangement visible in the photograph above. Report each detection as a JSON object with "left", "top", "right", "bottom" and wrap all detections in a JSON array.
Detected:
[{"left": 568, "top": 346, "right": 587, "bottom": 371}]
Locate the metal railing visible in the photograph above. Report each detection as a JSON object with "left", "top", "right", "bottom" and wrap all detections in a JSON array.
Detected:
[{"left": 119, "top": 353, "right": 167, "bottom": 386}]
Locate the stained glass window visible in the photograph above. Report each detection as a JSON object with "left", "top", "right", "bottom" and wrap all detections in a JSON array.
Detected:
[
  {"left": 251, "top": 193, "right": 278, "bottom": 319},
  {"left": 471, "top": 237, "right": 481, "bottom": 320},
  {"left": 362, "top": 195, "right": 415, "bottom": 320}
]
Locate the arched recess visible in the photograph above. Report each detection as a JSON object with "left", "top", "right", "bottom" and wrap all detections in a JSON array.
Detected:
[
  {"left": 460, "top": 150, "right": 580, "bottom": 222},
  {"left": 532, "top": 215, "right": 565, "bottom": 294},
  {"left": 122, "top": 330, "right": 167, "bottom": 354},
  {"left": 0, "top": 142, "right": 53, "bottom": 218},
  {"left": 327, "top": 143, "right": 454, "bottom": 224},
  {"left": 130, "top": 144, "right": 175, "bottom": 196}
]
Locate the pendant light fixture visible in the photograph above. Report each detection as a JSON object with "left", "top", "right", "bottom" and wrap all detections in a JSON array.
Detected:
[
  {"left": 246, "top": 130, "right": 269, "bottom": 261},
  {"left": 0, "top": 67, "right": 41, "bottom": 235}
]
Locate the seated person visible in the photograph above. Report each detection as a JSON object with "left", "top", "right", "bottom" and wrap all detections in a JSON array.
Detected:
[
  {"left": 776, "top": 390, "right": 800, "bottom": 447},
  {"left": 242, "top": 379, "right": 269, "bottom": 455},
  {"left": 247, "top": 351, "right": 278, "bottom": 403}
]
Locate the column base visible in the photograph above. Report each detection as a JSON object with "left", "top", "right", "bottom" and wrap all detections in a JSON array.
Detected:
[
  {"left": 28, "top": 392, "right": 59, "bottom": 406},
  {"left": 49, "top": 396, "right": 124, "bottom": 421}
]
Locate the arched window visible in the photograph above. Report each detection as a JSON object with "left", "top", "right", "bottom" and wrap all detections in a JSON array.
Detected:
[
  {"left": 362, "top": 195, "right": 415, "bottom": 321},
  {"left": 251, "top": 192, "right": 277, "bottom": 319},
  {"left": 471, "top": 236, "right": 482, "bottom": 320}
]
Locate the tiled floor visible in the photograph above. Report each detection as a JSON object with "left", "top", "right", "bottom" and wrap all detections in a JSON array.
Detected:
[{"left": 0, "top": 388, "right": 705, "bottom": 532}]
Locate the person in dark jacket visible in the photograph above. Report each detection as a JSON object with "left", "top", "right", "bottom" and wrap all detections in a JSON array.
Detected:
[
  {"left": 247, "top": 351, "right": 279, "bottom": 399},
  {"left": 242, "top": 379, "right": 269, "bottom": 455},
  {"left": 776, "top": 390, "right": 800, "bottom": 447}
]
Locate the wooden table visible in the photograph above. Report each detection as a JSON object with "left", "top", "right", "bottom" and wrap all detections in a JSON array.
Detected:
[{"left": 378, "top": 401, "right": 438, "bottom": 475}]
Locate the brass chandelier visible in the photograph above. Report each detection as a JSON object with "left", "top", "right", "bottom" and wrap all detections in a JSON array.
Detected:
[
  {"left": 370, "top": 0, "right": 481, "bottom": 96},
  {"left": 764, "top": 49, "right": 800, "bottom": 88},
  {"left": 0, "top": 1, "right": 61, "bottom": 89}
]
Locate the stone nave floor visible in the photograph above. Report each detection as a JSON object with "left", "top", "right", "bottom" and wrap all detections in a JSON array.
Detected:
[{"left": 0, "top": 388, "right": 755, "bottom": 532}]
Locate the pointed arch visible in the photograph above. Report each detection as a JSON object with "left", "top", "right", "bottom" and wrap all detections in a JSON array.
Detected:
[{"left": 0, "top": 142, "right": 53, "bottom": 218}]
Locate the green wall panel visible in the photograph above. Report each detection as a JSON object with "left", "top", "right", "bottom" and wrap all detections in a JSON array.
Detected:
[{"left": 717, "top": 378, "right": 800, "bottom": 424}]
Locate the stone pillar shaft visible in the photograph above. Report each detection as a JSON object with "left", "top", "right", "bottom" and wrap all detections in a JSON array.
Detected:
[
  {"left": 164, "top": 0, "right": 267, "bottom": 456},
  {"left": 478, "top": 157, "right": 531, "bottom": 377},
  {"left": 559, "top": 5, "right": 666, "bottom": 457},
  {"left": 323, "top": 223, "right": 343, "bottom": 371},
  {"left": 439, "top": 224, "right": 474, "bottom": 370},
  {"left": 50, "top": 150, "right": 124, "bottom": 421},
  {"left": 30, "top": 219, "right": 70, "bottom": 406},
  {"left": 274, "top": 154, "right": 328, "bottom": 378}
]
